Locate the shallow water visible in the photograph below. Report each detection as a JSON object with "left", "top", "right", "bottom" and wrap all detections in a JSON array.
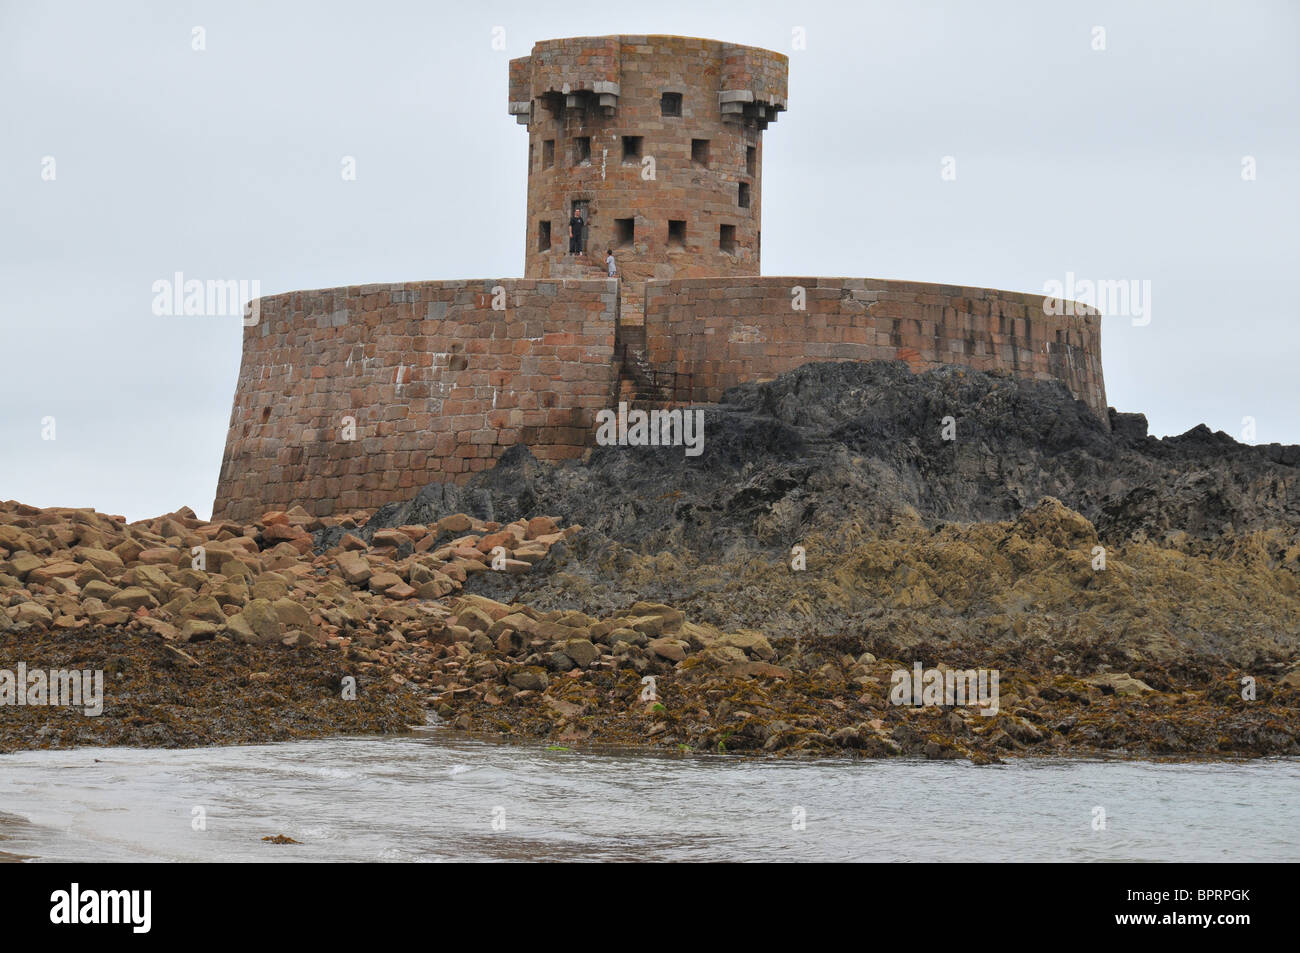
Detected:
[{"left": 1, "top": 730, "right": 1296, "bottom": 861}]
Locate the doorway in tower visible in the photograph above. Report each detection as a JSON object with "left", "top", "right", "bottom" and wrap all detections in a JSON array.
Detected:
[{"left": 570, "top": 199, "right": 590, "bottom": 256}]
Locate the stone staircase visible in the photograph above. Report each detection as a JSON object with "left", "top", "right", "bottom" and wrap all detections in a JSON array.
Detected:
[
  {"left": 614, "top": 318, "right": 692, "bottom": 406},
  {"left": 539, "top": 265, "right": 687, "bottom": 406}
]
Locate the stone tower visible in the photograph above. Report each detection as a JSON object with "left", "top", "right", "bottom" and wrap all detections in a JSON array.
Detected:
[{"left": 508, "top": 35, "right": 788, "bottom": 285}]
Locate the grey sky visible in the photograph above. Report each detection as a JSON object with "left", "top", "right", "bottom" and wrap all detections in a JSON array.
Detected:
[{"left": 2, "top": 0, "right": 1297, "bottom": 521}]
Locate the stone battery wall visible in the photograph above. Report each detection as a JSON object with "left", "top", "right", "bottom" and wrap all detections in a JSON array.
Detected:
[
  {"left": 510, "top": 35, "right": 787, "bottom": 285},
  {"left": 638, "top": 277, "right": 1108, "bottom": 418},
  {"left": 212, "top": 279, "right": 617, "bottom": 523},
  {"left": 212, "top": 273, "right": 1106, "bottom": 524}
]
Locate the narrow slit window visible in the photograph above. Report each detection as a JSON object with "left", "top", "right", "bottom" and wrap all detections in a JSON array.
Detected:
[
  {"left": 538, "top": 219, "right": 551, "bottom": 252},
  {"left": 746, "top": 146, "right": 756, "bottom": 176},
  {"left": 738, "top": 182, "right": 751, "bottom": 208},
  {"left": 542, "top": 139, "right": 555, "bottom": 169}
]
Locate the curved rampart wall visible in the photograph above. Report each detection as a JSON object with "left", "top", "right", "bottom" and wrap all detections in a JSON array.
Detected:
[
  {"left": 640, "top": 276, "right": 1107, "bottom": 417},
  {"left": 213, "top": 276, "right": 1105, "bottom": 521},
  {"left": 212, "top": 279, "right": 617, "bottom": 522}
]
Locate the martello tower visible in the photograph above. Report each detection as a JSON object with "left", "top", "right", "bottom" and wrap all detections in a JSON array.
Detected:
[
  {"left": 509, "top": 35, "right": 788, "bottom": 284},
  {"left": 214, "top": 32, "right": 1106, "bottom": 522}
]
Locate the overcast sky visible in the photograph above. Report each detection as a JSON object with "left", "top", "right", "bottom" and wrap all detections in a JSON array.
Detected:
[{"left": 2, "top": 0, "right": 1297, "bottom": 521}]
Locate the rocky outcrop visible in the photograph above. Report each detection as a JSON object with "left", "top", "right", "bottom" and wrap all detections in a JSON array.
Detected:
[{"left": 340, "top": 360, "right": 1300, "bottom": 666}]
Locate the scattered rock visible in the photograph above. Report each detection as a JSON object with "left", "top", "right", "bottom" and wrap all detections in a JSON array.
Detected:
[
  {"left": 1084, "top": 673, "right": 1155, "bottom": 696},
  {"left": 229, "top": 598, "right": 283, "bottom": 646},
  {"left": 507, "top": 667, "right": 549, "bottom": 691}
]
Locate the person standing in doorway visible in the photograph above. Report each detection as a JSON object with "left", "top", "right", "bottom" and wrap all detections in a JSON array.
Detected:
[
  {"left": 605, "top": 248, "right": 617, "bottom": 278},
  {"left": 568, "top": 208, "right": 584, "bottom": 255}
]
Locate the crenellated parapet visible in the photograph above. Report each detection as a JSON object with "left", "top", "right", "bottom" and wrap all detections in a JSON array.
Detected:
[{"left": 509, "top": 36, "right": 787, "bottom": 128}]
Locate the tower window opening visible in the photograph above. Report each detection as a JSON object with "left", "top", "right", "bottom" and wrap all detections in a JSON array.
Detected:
[
  {"left": 660, "top": 92, "right": 682, "bottom": 117},
  {"left": 738, "top": 182, "right": 751, "bottom": 208},
  {"left": 691, "top": 138, "right": 710, "bottom": 166},
  {"left": 573, "top": 136, "right": 591, "bottom": 165},
  {"left": 668, "top": 219, "right": 686, "bottom": 247},
  {"left": 621, "top": 136, "right": 643, "bottom": 163},
  {"left": 746, "top": 146, "right": 756, "bottom": 176},
  {"left": 719, "top": 224, "right": 736, "bottom": 254},
  {"left": 615, "top": 217, "right": 635, "bottom": 248},
  {"left": 538, "top": 219, "right": 551, "bottom": 252},
  {"left": 542, "top": 139, "right": 555, "bottom": 169}
]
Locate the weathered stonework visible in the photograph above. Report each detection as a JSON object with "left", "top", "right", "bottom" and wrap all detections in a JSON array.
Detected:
[{"left": 212, "top": 34, "right": 1107, "bottom": 521}]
